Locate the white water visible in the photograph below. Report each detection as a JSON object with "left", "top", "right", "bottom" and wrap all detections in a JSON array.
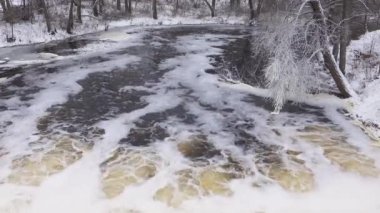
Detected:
[{"left": 0, "top": 26, "right": 380, "bottom": 213}]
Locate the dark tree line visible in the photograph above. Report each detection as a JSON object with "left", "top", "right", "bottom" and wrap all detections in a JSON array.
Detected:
[{"left": 1, "top": 0, "right": 279, "bottom": 35}]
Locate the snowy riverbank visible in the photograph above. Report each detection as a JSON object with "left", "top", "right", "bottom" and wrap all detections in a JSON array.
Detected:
[
  {"left": 0, "top": 15, "right": 247, "bottom": 48},
  {"left": 347, "top": 29, "right": 380, "bottom": 141}
]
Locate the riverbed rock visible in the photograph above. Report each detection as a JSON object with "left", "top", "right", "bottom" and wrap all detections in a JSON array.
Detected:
[{"left": 177, "top": 135, "right": 220, "bottom": 159}]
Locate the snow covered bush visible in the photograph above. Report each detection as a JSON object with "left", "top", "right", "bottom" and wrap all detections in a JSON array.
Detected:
[{"left": 347, "top": 31, "right": 380, "bottom": 91}]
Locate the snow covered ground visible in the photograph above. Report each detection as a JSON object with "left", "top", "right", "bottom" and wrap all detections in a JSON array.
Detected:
[{"left": 347, "top": 30, "right": 380, "bottom": 141}]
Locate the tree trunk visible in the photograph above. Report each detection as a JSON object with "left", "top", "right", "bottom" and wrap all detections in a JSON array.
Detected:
[
  {"left": 211, "top": 0, "right": 215, "bottom": 17},
  {"left": 323, "top": 49, "right": 352, "bottom": 98},
  {"left": 67, "top": 0, "right": 74, "bottom": 34},
  {"left": 125, "top": 0, "right": 129, "bottom": 14},
  {"left": 29, "top": 0, "right": 33, "bottom": 23},
  {"left": 254, "top": 0, "right": 263, "bottom": 18},
  {"left": 309, "top": 0, "right": 355, "bottom": 98},
  {"left": 128, "top": 0, "right": 132, "bottom": 14},
  {"left": 99, "top": 0, "right": 104, "bottom": 14},
  {"left": 40, "top": 0, "right": 52, "bottom": 32},
  {"left": 248, "top": 0, "right": 254, "bottom": 20},
  {"left": 76, "top": 0, "right": 82, "bottom": 23},
  {"left": 117, "top": 0, "right": 121, "bottom": 10},
  {"left": 3, "top": 0, "right": 11, "bottom": 21},
  {"left": 328, "top": 3, "right": 340, "bottom": 61},
  {"left": 332, "top": 43, "right": 339, "bottom": 61},
  {"left": 11, "top": 22, "right": 14, "bottom": 38},
  {"left": 175, "top": 0, "right": 179, "bottom": 15},
  {"left": 93, "top": 0, "right": 98, "bottom": 16},
  {"left": 339, "top": 0, "right": 352, "bottom": 74},
  {"left": 152, "top": 0, "right": 157, "bottom": 19},
  {"left": 22, "top": 0, "right": 26, "bottom": 19},
  {"left": 125, "top": 0, "right": 132, "bottom": 15},
  {"left": 203, "top": 0, "right": 215, "bottom": 17}
]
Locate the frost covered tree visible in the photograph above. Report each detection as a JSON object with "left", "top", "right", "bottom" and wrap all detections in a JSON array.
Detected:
[
  {"left": 260, "top": 20, "right": 317, "bottom": 112},
  {"left": 260, "top": 0, "right": 358, "bottom": 113}
]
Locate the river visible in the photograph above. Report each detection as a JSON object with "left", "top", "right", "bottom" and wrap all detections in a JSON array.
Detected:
[{"left": 0, "top": 25, "right": 379, "bottom": 213}]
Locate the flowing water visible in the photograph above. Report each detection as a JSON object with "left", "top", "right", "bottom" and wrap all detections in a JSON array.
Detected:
[{"left": 0, "top": 25, "right": 379, "bottom": 213}]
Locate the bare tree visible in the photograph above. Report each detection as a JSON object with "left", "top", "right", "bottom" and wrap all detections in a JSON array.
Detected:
[
  {"left": 5, "top": 0, "right": 10, "bottom": 9},
  {"left": 175, "top": 0, "right": 179, "bottom": 15},
  {"left": 125, "top": 0, "right": 132, "bottom": 15},
  {"left": 327, "top": 1, "right": 341, "bottom": 61},
  {"left": 39, "top": 0, "right": 52, "bottom": 33},
  {"left": 125, "top": 0, "right": 129, "bottom": 14},
  {"left": 152, "top": 0, "right": 157, "bottom": 19},
  {"left": 1, "top": 0, "right": 11, "bottom": 20},
  {"left": 248, "top": 0, "right": 264, "bottom": 20},
  {"left": 0, "top": 0, "right": 7, "bottom": 12},
  {"left": 21, "top": 0, "right": 28, "bottom": 20},
  {"left": 3, "top": 0, "right": 15, "bottom": 41},
  {"left": 230, "top": 0, "right": 240, "bottom": 11},
  {"left": 248, "top": 0, "right": 254, "bottom": 19},
  {"left": 93, "top": 0, "right": 99, "bottom": 17},
  {"left": 117, "top": 0, "right": 121, "bottom": 10},
  {"left": 339, "top": 0, "right": 353, "bottom": 74},
  {"left": 28, "top": 0, "right": 33, "bottom": 23},
  {"left": 128, "top": 0, "right": 132, "bottom": 14},
  {"left": 76, "top": 0, "right": 82, "bottom": 23},
  {"left": 99, "top": 0, "right": 104, "bottom": 14},
  {"left": 203, "top": 0, "right": 216, "bottom": 17},
  {"left": 67, "top": 0, "right": 74, "bottom": 34},
  {"left": 255, "top": 0, "right": 263, "bottom": 18}
]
